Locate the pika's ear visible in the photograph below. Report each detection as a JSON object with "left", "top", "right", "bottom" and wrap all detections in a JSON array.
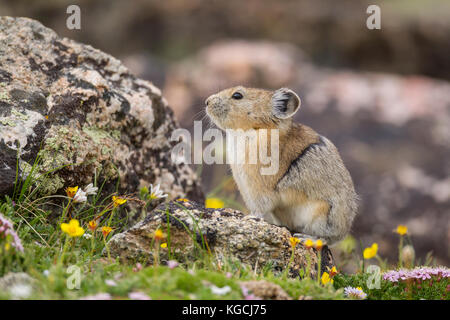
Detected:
[{"left": 271, "top": 88, "right": 301, "bottom": 119}]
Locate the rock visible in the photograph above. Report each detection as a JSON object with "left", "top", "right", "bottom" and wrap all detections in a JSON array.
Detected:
[
  {"left": 163, "top": 40, "right": 450, "bottom": 265},
  {"left": 107, "top": 200, "right": 334, "bottom": 277},
  {"left": 0, "top": 272, "right": 35, "bottom": 299},
  {"left": 0, "top": 17, "right": 203, "bottom": 222},
  {"left": 240, "top": 280, "right": 292, "bottom": 300}
]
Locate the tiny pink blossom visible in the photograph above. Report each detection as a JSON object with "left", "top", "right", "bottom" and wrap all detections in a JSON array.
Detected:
[
  {"left": 80, "top": 293, "right": 112, "bottom": 300},
  {"left": 105, "top": 279, "right": 117, "bottom": 287},
  {"left": 133, "top": 262, "right": 143, "bottom": 272},
  {"left": 128, "top": 291, "right": 151, "bottom": 300}
]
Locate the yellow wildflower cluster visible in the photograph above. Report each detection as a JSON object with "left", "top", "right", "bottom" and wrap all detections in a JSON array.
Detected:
[
  {"left": 112, "top": 196, "right": 127, "bottom": 208},
  {"left": 205, "top": 198, "right": 224, "bottom": 209},
  {"left": 395, "top": 225, "right": 408, "bottom": 236},
  {"left": 363, "top": 243, "right": 378, "bottom": 259},
  {"left": 289, "top": 237, "right": 301, "bottom": 248},
  {"left": 61, "top": 219, "right": 84, "bottom": 237},
  {"left": 102, "top": 226, "right": 113, "bottom": 237}
]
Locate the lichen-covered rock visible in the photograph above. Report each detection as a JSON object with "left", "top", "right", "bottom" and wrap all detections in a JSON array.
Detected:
[
  {"left": 240, "top": 280, "right": 292, "bottom": 300},
  {"left": 107, "top": 200, "right": 334, "bottom": 277},
  {"left": 0, "top": 17, "right": 203, "bottom": 220},
  {"left": 0, "top": 272, "right": 35, "bottom": 299}
]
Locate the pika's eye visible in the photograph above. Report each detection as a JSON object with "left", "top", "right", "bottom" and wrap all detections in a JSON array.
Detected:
[{"left": 231, "top": 92, "right": 243, "bottom": 100}]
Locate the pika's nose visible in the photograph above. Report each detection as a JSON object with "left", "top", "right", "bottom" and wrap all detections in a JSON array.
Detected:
[{"left": 205, "top": 95, "right": 218, "bottom": 106}]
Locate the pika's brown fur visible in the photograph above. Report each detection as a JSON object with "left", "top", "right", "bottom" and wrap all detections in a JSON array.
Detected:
[{"left": 206, "top": 86, "right": 358, "bottom": 244}]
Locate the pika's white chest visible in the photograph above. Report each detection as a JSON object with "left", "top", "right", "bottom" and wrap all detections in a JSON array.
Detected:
[{"left": 230, "top": 164, "right": 276, "bottom": 213}]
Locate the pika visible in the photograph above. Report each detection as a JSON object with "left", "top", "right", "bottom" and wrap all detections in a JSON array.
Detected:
[{"left": 205, "top": 86, "right": 358, "bottom": 245}]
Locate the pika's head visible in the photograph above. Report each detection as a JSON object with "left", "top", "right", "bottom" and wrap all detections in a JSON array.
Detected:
[{"left": 205, "top": 86, "right": 301, "bottom": 130}]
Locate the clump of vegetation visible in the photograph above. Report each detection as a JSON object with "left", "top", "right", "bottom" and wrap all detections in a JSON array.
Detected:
[{"left": 0, "top": 160, "right": 448, "bottom": 300}]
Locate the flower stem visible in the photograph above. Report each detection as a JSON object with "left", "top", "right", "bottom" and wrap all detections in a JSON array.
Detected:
[
  {"left": 398, "top": 236, "right": 404, "bottom": 268},
  {"left": 103, "top": 236, "right": 111, "bottom": 262},
  {"left": 284, "top": 246, "right": 296, "bottom": 279},
  {"left": 58, "top": 199, "right": 72, "bottom": 227},
  {"left": 58, "top": 235, "right": 70, "bottom": 266},
  {"left": 306, "top": 250, "right": 312, "bottom": 279},
  {"left": 317, "top": 250, "right": 322, "bottom": 284},
  {"left": 89, "top": 232, "right": 95, "bottom": 271}
]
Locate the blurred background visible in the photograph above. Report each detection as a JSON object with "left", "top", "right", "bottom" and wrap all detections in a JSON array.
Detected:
[{"left": 2, "top": 0, "right": 449, "bottom": 267}]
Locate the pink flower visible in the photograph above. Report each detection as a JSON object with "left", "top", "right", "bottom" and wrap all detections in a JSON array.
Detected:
[
  {"left": 383, "top": 267, "right": 450, "bottom": 283},
  {"left": 128, "top": 291, "right": 151, "bottom": 300},
  {"left": 240, "top": 285, "right": 260, "bottom": 300},
  {"left": 167, "top": 260, "right": 179, "bottom": 269},
  {"left": 105, "top": 279, "right": 117, "bottom": 287},
  {"left": 133, "top": 262, "right": 143, "bottom": 272},
  {"left": 0, "top": 214, "right": 24, "bottom": 252},
  {"left": 80, "top": 293, "right": 112, "bottom": 300}
]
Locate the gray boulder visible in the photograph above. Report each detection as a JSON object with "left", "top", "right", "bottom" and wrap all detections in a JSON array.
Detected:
[
  {"left": 0, "top": 17, "right": 203, "bottom": 221},
  {"left": 108, "top": 200, "right": 334, "bottom": 277}
]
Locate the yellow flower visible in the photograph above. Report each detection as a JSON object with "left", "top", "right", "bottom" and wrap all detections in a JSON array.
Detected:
[
  {"left": 176, "top": 198, "right": 189, "bottom": 202},
  {"left": 303, "top": 239, "right": 314, "bottom": 249},
  {"left": 112, "top": 196, "right": 127, "bottom": 207},
  {"left": 395, "top": 225, "right": 408, "bottom": 236},
  {"left": 88, "top": 220, "right": 98, "bottom": 232},
  {"left": 205, "top": 198, "right": 224, "bottom": 209},
  {"left": 315, "top": 239, "right": 324, "bottom": 251},
  {"left": 363, "top": 243, "right": 378, "bottom": 259},
  {"left": 321, "top": 272, "right": 333, "bottom": 285},
  {"left": 101, "top": 226, "right": 113, "bottom": 237},
  {"left": 154, "top": 229, "right": 165, "bottom": 241},
  {"left": 160, "top": 242, "right": 167, "bottom": 248},
  {"left": 66, "top": 186, "right": 79, "bottom": 198},
  {"left": 61, "top": 219, "right": 85, "bottom": 237},
  {"left": 329, "top": 266, "right": 338, "bottom": 277},
  {"left": 289, "top": 237, "right": 300, "bottom": 248}
]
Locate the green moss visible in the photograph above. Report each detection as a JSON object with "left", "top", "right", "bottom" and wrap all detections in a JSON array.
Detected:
[
  {"left": 101, "top": 146, "right": 111, "bottom": 155},
  {"left": 14, "top": 123, "right": 120, "bottom": 197},
  {"left": 0, "top": 91, "right": 10, "bottom": 102},
  {"left": 11, "top": 108, "right": 29, "bottom": 121},
  {"left": 19, "top": 161, "right": 33, "bottom": 179},
  {"left": 0, "top": 118, "right": 16, "bottom": 127},
  {"left": 82, "top": 125, "right": 118, "bottom": 144},
  {"left": 38, "top": 174, "right": 65, "bottom": 195}
]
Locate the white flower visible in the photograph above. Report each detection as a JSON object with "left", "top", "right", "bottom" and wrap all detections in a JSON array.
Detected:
[
  {"left": 43, "top": 270, "right": 50, "bottom": 277},
  {"left": 83, "top": 233, "right": 92, "bottom": 239},
  {"left": 9, "top": 284, "right": 32, "bottom": 299},
  {"left": 73, "top": 189, "right": 87, "bottom": 203},
  {"left": 80, "top": 293, "right": 112, "bottom": 300},
  {"left": 84, "top": 183, "right": 98, "bottom": 196},
  {"left": 344, "top": 286, "right": 367, "bottom": 300},
  {"left": 105, "top": 279, "right": 117, "bottom": 287},
  {"left": 128, "top": 291, "right": 151, "bottom": 300},
  {"left": 167, "top": 260, "right": 179, "bottom": 269},
  {"left": 210, "top": 285, "right": 231, "bottom": 296},
  {"left": 149, "top": 184, "right": 168, "bottom": 200}
]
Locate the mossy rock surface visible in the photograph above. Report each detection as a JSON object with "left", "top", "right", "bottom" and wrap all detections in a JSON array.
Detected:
[{"left": 0, "top": 17, "right": 203, "bottom": 223}]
